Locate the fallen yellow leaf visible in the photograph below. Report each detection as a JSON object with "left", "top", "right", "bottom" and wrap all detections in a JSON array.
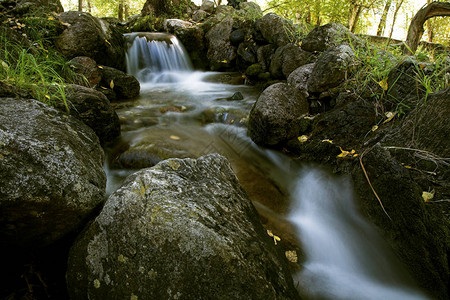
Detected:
[
  {"left": 110, "top": 80, "right": 114, "bottom": 89},
  {"left": 170, "top": 135, "right": 180, "bottom": 140},
  {"left": 383, "top": 112, "right": 396, "bottom": 124},
  {"left": 321, "top": 139, "right": 333, "bottom": 144},
  {"left": 422, "top": 191, "right": 434, "bottom": 202},
  {"left": 298, "top": 135, "right": 308, "bottom": 143},
  {"left": 378, "top": 79, "right": 388, "bottom": 91},
  {"left": 285, "top": 250, "right": 298, "bottom": 263},
  {"left": 371, "top": 125, "right": 378, "bottom": 132}
]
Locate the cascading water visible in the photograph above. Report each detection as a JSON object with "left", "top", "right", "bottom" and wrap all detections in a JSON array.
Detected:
[
  {"left": 105, "top": 32, "right": 431, "bottom": 299},
  {"left": 289, "top": 168, "right": 429, "bottom": 300},
  {"left": 125, "top": 32, "right": 193, "bottom": 83}
]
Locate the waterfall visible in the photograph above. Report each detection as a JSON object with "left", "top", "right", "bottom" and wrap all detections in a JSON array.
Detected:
[
  {"left": 125, "top": 32, "right": 193, "bottom": 83},
  {"left": 289, "top": 168, "right": 428, "bottom": 300}
]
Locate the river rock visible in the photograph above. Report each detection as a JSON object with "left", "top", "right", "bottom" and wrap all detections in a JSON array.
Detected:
[
  {"left": 248, "top": 83, "right": 309, "bottom": 146},
  {"left": 395, "top": 87, "right": 450, "bottom": 157},
  {"left": 205, "top": 16, "right": 236, "bottom": 70},
  {"left": 301, "top": 23, "right": 361, "bottom": 52},
  {"left": 67, "top": 154, "right": 300, "bottom": 300},
  {"left": 255, "top": 13, "right": 295, "bottom": 47},
  {"left": 200, "top": 0, "right": 215, "bottom": 13},
  {"left": 307, "top": 44, "right": 355, "bottom": 93},
  {"left": 61, "top": 84, "right": 120, "bottom": 144},
  {"left": 287, "top": 63, "right": 315, "bottom": 96},
  {"left": 238, "top": 1, "right": 262, "bottom": 17},
  {"left": 192, "top": 9, "right": 209, "bottom": 22},
  {"left": 69, "top": 56, "right": 102, "bottom": 88},
  {"left": 163, "top": 19, "right": 192, "bottom": 32},
  {"left": 99, "top": 65, "right": 140, "bottom": 100},
  {"left": 55, "top": 11, "right": 126, "bottom": 71},
  {"left": 269, "top": 44, "right": 313, "bottom": 79},
  {"left": 386, "top": 58, "right": 432, "bottom": 109},
  {"left": 0, "top": 97, "right": 106, "bottom": 248}
]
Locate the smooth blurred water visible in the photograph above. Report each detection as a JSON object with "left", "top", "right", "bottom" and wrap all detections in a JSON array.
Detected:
[{"left": 104, "top": 33, "right": 431, "bottom": 300}]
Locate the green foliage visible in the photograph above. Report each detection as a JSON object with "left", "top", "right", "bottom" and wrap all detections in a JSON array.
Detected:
[{"left": 0, "top": 36, "right": 76, "bottom": 111}]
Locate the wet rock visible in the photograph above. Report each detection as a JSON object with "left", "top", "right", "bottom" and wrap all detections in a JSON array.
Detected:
[
  {"left": 69, "top": 56, "right": 102, "bottom": 88},
  {"left": 55, "top": 12, "right": 126, "bottom": 71},
  {"left": 99, "top": 65, "right": 140, "bottom": 100},
  {"left": 269, "top": 44, "right": 313, "bottom": 79},
  {"left": 301, "top": 23, "right": 361, "bottom": 52},
  {"left": 245, "top": 63, "right": 263, "bottom": 79},
  {"left": 255, "top": 13, "right": 295, "bottom": 47},
  {"left": 228, "top": 91, "right": 244, "bottom": 101},
  {"left": 0, "top": 97, "right": 105, "bottom": 248},
  {"left": 307, "top": 44, "right": 355, "bottom": 93},
  {"left": 248, "top": 83, "right": 309, "bottom": 146},
  {"left": 257, "top": 44, "right": 277, "bottom": 71},
  {"left": 237, "top": 42, "right": 257, "bottom": 66},
  {"left": 205, "top": 16, "right": 236, "bottom": 70},
  {"left": 163, "top": 18, "right": 192, "bottom": 32},
  {"left": 386, "top": 58, "right": 431, "bottom": 110},
  {"left": 287, "top": 63, "right": 315, "bottom": 96},
  {"left": 62, "top": 84, "right": 121, "bottom": 144},
  {"left": 67, "top": 154, "right": 299, "bottom": 300}
]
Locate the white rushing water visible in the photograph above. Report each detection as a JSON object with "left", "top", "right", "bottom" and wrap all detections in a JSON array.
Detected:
[
  {"left": 289, "top": 168, "right": 429, "bottom": 300},
  {"left": 111, "top": 33, "right": 431, "bottom": 299}
]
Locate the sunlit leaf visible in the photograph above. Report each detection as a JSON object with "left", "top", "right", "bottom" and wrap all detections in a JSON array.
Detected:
[
  {"left": 337, "top": 147, "right": 357, "bottom": 158},
  {"left": 110, "top": 80, "right": 114, "bottom": 89},
  {"left": 378, "top": 79, "right": 388, "bottom": 91},
  {"left": 45, "top": 95, "right": 51, "bottom": 100},
  {"left": 422, "top": 191, "right": 434, "bottom": 202},
  {"left": 371, "top": 125, "right": 378, "bottom": 131},
  {"left": 321, "top": 139, "right": 333, "bottom": 144},
  {"left": 98, "top": 65, "right": 103, "bottom": 69},
  {"left": 267, "top": 229, "right": 281, "bottom": 245},
  {"left": 383, "top": 112, "right": 396, "bottom": 124},
  {"left": 285, "top": 250, "right": 298, "bottom": 263},
  {"left": 298, "top": 135, "right": 308, "bottom": 143}
]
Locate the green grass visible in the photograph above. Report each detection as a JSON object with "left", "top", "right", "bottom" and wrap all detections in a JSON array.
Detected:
[{"left": 0, "top": 37, "right": 76, "bottom": 111}]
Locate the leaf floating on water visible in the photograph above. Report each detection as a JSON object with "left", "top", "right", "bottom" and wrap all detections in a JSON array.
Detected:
[
  {"left": 422, "top": 191, "right": 434, "bottom": 202},
  {"left": 170, "top": 135, "right": 180, "bottom": 140},
  {"left": 285, "top": 250, "right": 298, "bottom": 263},
  {"left": 110, "top": 80, "right": 114, "bottom": 89},
  {"left": 378, "top": 79, "right": 388, "bottom": 91},
  {"left": 298, "top": 135, "right": 308, "bottom": 143},
  {"left": 383, "top": 112, "right": 396, "bottom": 124}
]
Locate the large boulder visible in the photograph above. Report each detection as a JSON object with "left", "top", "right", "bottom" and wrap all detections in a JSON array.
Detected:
[
  {"left": 67, "top": 154, "right": 300, "bottom": 300},
  {"left": 257, "top": 44, "right": 277, "bottom": 71},
  {"left": 0, "top": 98, "right": 106, "bottom": 248},
  {"left": 307, "top": 44, "right": 355, "bottom": 93},
  {"left": 255, "top": 13, "right": 295, "bottom": 47},
  {"left": 386, "top": 58, "right": 432, "bottom": 109},
  {"left": 248, "top": 83, "right": 309, "bottom": 146},
  {"left": 269, "top": 44, "right": 313, "bottom": 79},
  {"left": 62, "top": 84, "right": 121, "bottom": 144},
  {"left": 205, "top": 16, "right": 236, "bottom": 70},
  {"left": 99, "top": 65, "right": 140, "bottom": 100},
  {"left": 301, "top": 23, "right": 361, "bottom": 52},
  {"left": 55, "top": 12, "right": 126, "bottom": 71}
]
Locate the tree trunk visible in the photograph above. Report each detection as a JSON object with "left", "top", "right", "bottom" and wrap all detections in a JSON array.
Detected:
[
  {"left": 78, "top": 0, "right": 82, "bottom": 11},
  {"left": 387, "top": 0, "right": 403, "bottom": 45},
  {"left": 118, "top": 0, "right": 124, "bottom": 21},
  {"left": 404, "top": 1, "right": 450, "bottom": 55},
  {"left": 377, "top": 0, "right": 392, "bottom": 36},
  {"left": 426, "top": 0, "right": 433, "bottom": 42},
  {"left": 125, "top": 3, "right": 129, "bottom": 19},
  {"left": 87, "top": 0, "right": 91, "bottom": 13}
]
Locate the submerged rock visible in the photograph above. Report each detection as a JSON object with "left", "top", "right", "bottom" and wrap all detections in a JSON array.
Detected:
[
  {"left": 0, "top": 98, "right": 106, "bottom": 248},
  {"left": 248, "top": 83, "right": 309, "bottom": 146},
  {"left": 67, "top": 154, "right": 300, "bottom": 300}
]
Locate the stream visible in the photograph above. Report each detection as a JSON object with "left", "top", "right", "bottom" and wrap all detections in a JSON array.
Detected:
[{"left": 105, "top": 32, "right": 429, "bottom": 300}]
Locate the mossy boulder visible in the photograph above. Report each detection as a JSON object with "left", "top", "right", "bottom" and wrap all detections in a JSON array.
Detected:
[{"left": 67, "top": 154, "right": 300, "bottom": 300}]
